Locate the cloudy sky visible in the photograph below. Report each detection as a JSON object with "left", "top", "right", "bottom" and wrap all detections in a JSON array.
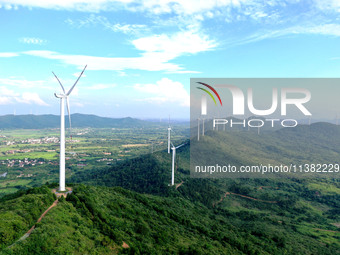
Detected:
[{"left": 0, "top": 0, "right": 340, "bottom": 119}]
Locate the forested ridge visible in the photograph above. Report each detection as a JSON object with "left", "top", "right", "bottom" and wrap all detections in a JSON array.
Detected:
[{"left": 1, "top": 123, "right": 339, "bottom": 254}]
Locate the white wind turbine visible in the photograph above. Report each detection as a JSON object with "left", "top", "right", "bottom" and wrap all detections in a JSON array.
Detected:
[
  {"left": 167, "top": 116, "right": 172, "bottom": 153},
  {"left": 202, "top": 118, "right": 205, "bottom": 136},
  {"left": 53, "top": 65, "right": 87, "bottom": 192},
  {"left": 197, "top": 118, "right": 200, "bottom": 141},
  {"left": 170, "top": 142, "right": 185, "bottom": 186}
]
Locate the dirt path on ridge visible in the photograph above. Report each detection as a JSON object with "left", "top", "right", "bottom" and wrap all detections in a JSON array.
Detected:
[
  {"left": 213, "top": 192, "right": 277, "bottom": 207},
  {"left": 21, "top": 200, "right": 59, "bottom": 239},
  {"left": 7, "top": 199, "right": 58, "bottom": 248},
  {"left": 176, "top": 181, "right": 184, "bottom": 189}
]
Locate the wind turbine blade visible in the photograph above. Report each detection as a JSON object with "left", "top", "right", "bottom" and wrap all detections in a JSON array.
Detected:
[
  {"left": 66, "top": 97, "right": 72, "bottom": 133},
  {"left": 52, "top": 72, "right": 66, "bottom": 94},
  {"left": 66, "top": 65, "right": 87, "bottom": 96},
  {"left": 175, "top": 143, "right": 186, "bottom": 149}
]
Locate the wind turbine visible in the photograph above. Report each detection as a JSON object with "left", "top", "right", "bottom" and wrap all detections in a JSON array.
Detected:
[
  {"left": 167, "top": 116, "right": 171, "bottom": 153},
  {"left": 202, "top": 118, "right": 205, "bottom": 136},
  {"left": 197, "top": 118, "right": 200, "bottom": 141},
  {"left": 53, "top": 65, "right": 87, "bottom": 192},
  {"left": 170, "top": 142, "right": 185, "bottom": 186}
]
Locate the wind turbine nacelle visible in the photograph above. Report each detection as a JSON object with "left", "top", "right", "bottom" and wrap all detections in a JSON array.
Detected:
[{"left": 54, "top": 93, "right": 66, "bottom": 98}]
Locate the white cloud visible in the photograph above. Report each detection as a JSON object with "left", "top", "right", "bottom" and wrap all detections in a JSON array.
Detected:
[
  {"left": 0, "top": 0, "right": 242, "bottom": 13},
  {"left": 4, "top": 3, "right": 12, "bottom": 10},
  {"left": 19, "top": 37, "right": 47, "bottom": 45},
  {"left": 0, "top": 97, "right": 12, "bottom": 104},
  {"left": 65, "top": 15, "right": 148, "bottom": 35},
  {"left": 117, "top": 71, "right": 127, "bottom": 76},
  {"left": 72, "top": 102, "right": 85, "bottom": 107},
  {"left": 0, "top": 77, "right": 47, "bottom": 89},
  {"left": 0, "top": 86, "right": 48, "bottom": 106},
  {"left": 230, "top": 24, "right": 340, "bottom": 46},
  {"left": 0, "top": 0, "right": 143, "bottom": 12},
  {"left": 85, "top": 84, "right": 116, "bottom": 90},
  {"left": 16, "top": 92, "right": 49, "bottom": 106},
  {"left": 314, "top": 0, "right": 340, "bottom": 12},
  {"left": 136, "top": 0, "right": 246, "bottom": 15},
  {"left": 0, "top": 52, "right": 19, "bottom": 57},
  {"left": 22, "top": 29, "right": 216, "bottom": 73},
  {"left": 109, "top": 23, "right": 147, "bottom": 34},
  {"left": 23, "top": 50, "right": 182, "bottom": 72},
  {"left": 134, "top": 78, "right": 189, "bottom": 107},
  {"left": 72, "top": 72, "right": 87, "bottom": 78},
  {"left": 295, "top": 24, "right": 340, "bottom": 37},
  {"left": 0, "top": 86, "right": 19, "bottom": 97},
  {"left": 0, "top": 86, "right": 16, "bottom": 105},
  {"left": 1, "top": 0, "right": 339, "bottom": 26},
  {"left": 132, "top": 30, "right": 217, "bottom": 59}
]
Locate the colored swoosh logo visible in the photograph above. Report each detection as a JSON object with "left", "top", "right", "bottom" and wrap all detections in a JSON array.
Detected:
[{"left": 196, "top": 82, "right": 223, "bottom": 106}]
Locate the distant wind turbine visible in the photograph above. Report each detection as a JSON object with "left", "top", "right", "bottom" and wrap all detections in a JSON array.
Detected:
[
  {"left": 53, "top": 65, "right": 87, "bottom": 192},
  {"left": 167, "top": 116, "right": 171, "bottom": 153},
  {"left": 197, "top": 118, "right": 200, "bottom": 141},
  {"left": 202, "top": 118, "right": 205, "bottom": 136},
  {"left": 171, "top": 142, "right": 185, "bottom": 186}
]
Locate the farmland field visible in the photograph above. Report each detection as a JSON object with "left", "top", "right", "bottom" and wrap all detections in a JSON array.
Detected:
[{"left": 0, "top": 124, "right": 188, "bottom": 197}]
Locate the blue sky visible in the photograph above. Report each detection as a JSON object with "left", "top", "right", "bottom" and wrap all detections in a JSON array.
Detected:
[{"left": 0, "top": 0, "right": 340, "bottom": 119}]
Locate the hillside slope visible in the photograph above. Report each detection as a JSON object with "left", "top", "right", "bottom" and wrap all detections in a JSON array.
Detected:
[
  {"left": 2, "top": 184, "right": 339, "bottom": 254},
  {"left": 1, "top": 123, "right": 339, "bottom": 254},
  {"left": 191, "top": 123, "right": 340, "bottom": 178}
]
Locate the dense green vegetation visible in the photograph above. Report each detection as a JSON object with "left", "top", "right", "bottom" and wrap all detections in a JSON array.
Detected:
[
  {"left": 0, "top": 122, "right": 339, "bottom": 254},
  {"left": 0, "top": 186, "right": 56, "bottom": 250},
  {"left": 191, "top": 123, "right": 340, "bottom": 178},
  {"left": 1, "top": 179, "right": 339, "bottom": 254}
]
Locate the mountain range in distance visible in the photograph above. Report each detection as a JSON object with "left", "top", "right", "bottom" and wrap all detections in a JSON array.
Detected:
[
  {"left": 0, "top": 114, "right": 162, "bottom": 129},
  {"left": 0, "top": 114, "right": 337, "bottom": 130}
]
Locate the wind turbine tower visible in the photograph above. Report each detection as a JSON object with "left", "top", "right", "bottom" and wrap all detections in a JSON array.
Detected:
[
  {"left": 197, "top": 118, "right": 200, "bottom": 141},
  {"left": 167, "top": 116, "right": 171, "bottom": 153},
  {"left": 171, "top": 142, "right": 185, "bottom": 186},
  {"left": 202, "top": 118, "right": 205, "bottom": 136},
  {"left": 53, "top": 65, "right": 87, "bottom": 192}
]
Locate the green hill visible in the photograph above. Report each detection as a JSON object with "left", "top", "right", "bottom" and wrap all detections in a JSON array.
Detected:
[
  {"left": 1, "top": 183, "right": 339, "bottom": 254},
  {"left": 1, "top": 123, "right": 339, "bottom": 254},
  {"left": 0, "top": 114, "right": 154, "bottom": 129},
  {"left": 191, "top": 122, "right": 340, "bottom": 178}
]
